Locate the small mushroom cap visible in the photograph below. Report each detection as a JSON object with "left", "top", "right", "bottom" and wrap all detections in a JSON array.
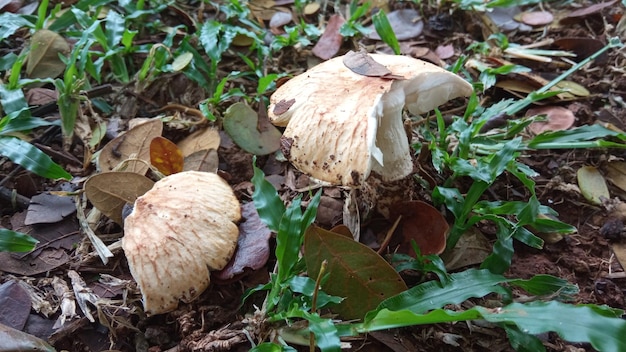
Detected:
[
  {"left": 122, "top": 171, "right": 241, "bottom": 315},
  {"left": 268, "top": 54, "right": 473, "bottom": 186}
]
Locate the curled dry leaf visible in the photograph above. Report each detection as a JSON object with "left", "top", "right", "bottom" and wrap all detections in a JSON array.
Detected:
[
  {"left": 213, "top": 202, "right": 271, "bottom": 282},
  {"left": 98, "top": 119, "right": 163, "bottom": 174},
  {"left": 84, "top": 172, "right": 155, "bottom": 225},
  {"left": 342, "top": 50, "right": 393, "bottom": 78},
  {"left": 526, "top": 106, "right": 576, "bottom": 134},
  {"left": 122, "top": 171, "right": 241, "bottom": 315}
]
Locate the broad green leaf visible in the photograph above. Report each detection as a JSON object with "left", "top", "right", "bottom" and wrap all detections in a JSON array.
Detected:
[
  {"left": 478, "top": 301, "right": 626, "bottom": 352},
  {"left": 0, "top": 229, "right": 38, "bottom": 252},
  {"left": 251, "top": 158, "right": 286, "bottom": 232},
  {"left": 509, "top": 275, "right": 578, "bottom": 299},
  {"left": 528, "top": 124, "right": 625, "bottom": 148},
  {"left": 373, "top": 269, "right": 509, "bottom": 315},
  {"left": 105, "top": 10, "right": 125, "bottom": 49},
  {"left": 0, "top": 13, "right": 35, "bottom": 39},
  {"left": 305, "top": 226, "right": 407, "bottom": 319},
  {"left": 504, "top": 325, "right": 546, "bottom": 352},
  {"left": 287, "top": 276, "right": 343, "bottom": 309},
  {"left": 0, "top": 136, "right": 71, "bottom": 180},
  {"left": 480, "top": 221, "right": 514, "bottom": 274},
  {"left": 307, "top": 315, "right": 341, "bottom": 352},
  {"left": 0, "top": 84, "right": 29, "bottom": 116},
  {"left": 276, "top": 196, "right": 305, "bottom": 280},
  {"left": 199, "top": 21, "right": 225, "bottom": 63},
  {"left": 356, "top": 301, "right": 626, "bottom": 352},
  {"left": 361, "top": 307, "right": 483, "bottom": 331},
  {"left": 1, "top": 114, "right": 58, "bottom": 136}
]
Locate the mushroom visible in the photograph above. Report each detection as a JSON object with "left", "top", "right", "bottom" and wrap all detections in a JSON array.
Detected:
[
  {"left": 122, "top": 171, "right": 241, "bottom": 315},
  {"left": 268, "top": 53, "right": 473, "bottom": 186}
]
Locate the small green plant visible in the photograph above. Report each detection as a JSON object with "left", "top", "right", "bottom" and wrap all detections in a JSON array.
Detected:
[
  {"left": 0, "top": 229, "right": 39, "bottom": 252},
  {"left": 339, "top": 2, "right": 371, "bottom": 37},
  {"left": 248, "top": 160, "right": 626, "bottom": 352},
  {"left": 425, "top": 38, "right": 624, "bottom": 273}
]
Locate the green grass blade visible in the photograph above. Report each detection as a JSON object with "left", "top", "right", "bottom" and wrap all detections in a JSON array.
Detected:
[
  {"left": 0, "top": 136, "right": 71, "bottom": 180},
  {"left": 504, "top": 325, "right": 546, "bottom": 352},
  {"left": 251, "top": 157, "right": 286, "bottom": 232},
  {"left": 477, "top": 301, "right": 626, "bottom": 352},
  {"left": 1, "top": 114, "right": 58, "bottom": 135},
  {"left": 0, "top": 229, "right": 38, "bottom": 252},
  {"left": 355, "top": 301, "right": 626, "bottom": 352},
  {"left": 276, "top": 196, "right": 304, "bottom": 281},
  {"left": 372, "top": 10, "right": 400, "bottom": 55},
  {"left": 105, "top": 10, "right": 125, "bottom": 49},
  {"left": 0, "top": 84, "right": 29, "bottom": 116},
  {"left": 0, "top": 13, "right": 35, "bottom": 39},
  {"left": 528, "top": 124, "right": 624, "bottom": 147},
  {"left": 372, "top": 269, "right": 511, "bottom": 314}
]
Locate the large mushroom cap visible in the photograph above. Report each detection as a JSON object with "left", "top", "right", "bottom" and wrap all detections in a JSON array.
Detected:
[
  {"left": 268, "top": 53, "right": 473, "bottom": 186},
  {"left": 122, "top": 171, "right": 241, "bottom": 315}
]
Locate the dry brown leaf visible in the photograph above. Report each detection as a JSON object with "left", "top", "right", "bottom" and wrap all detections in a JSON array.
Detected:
[
  {"left": 342, "top": 50, "right": 394, "bottom": 78},
  {"left": 526, "top": 106, "right": 576, "bottom": 134},
  {"left": 183, "top": 149, "right": 219, "bottom": 173},
  {"left": 606, "top": 161, "right": 626, "bottom": 194},
  {"left": 312, "top": 14, "right": 345, "bottom": 60},
  {"left": 520, "top": 11, "right": 554, "bottom": 26},
  {"left": 577, "top": 166, "right": 610, "bottom": 205},
  {"left": 26, "top": 29, "right": 70, "bottom": 80},
  {"left": 98, "top": 119, "right": 163, "bottom": 174},
  {"left": 177, "top": 127, "right": 220, "bottom": 157},
  {"left": 388, "top": 201, "right": 448, "bottom": 256},
  {"left": 84, "top": 172, "right": 155, "bottom": 225},
  {"left": 563, "top": 0, "right": 617, "bottom": 20},
  {"left": 366, "top": 9, "right": 423, "bottom": 41},
  {"left": 269, "top": 10, "right": 292, "bottom": 29},
  {"left": 25, "top": 88, "right": 57, "bottom": 106},
  {"left": 435, "top": 44, "right": 455, "bottom": 60},
  {"left": 213, "top": 202, "right": 272, "bottom": 282}
]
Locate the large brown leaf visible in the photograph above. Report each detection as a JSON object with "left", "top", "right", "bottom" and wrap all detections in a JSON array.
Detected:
[
  {"left": 84, "top": 172, "right": 155, "bottom": 225},
  {"left": 304, "top": 225, "right": 407, "bottom": 320},
  {"left": 98, "top": 119, "right": 163, "bottom": 174},
  {"left": 26, "top": 29, "right": 69, "bottom": 80}
]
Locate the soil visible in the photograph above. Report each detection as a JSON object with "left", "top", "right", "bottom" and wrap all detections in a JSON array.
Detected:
[{"left": 1, "top": 1, "right": 626, "bottom": 352}]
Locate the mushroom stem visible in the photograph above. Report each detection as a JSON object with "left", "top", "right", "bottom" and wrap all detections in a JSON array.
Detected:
[{"left": 371, "top": 88, "right": 413, "bottom": 181}]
